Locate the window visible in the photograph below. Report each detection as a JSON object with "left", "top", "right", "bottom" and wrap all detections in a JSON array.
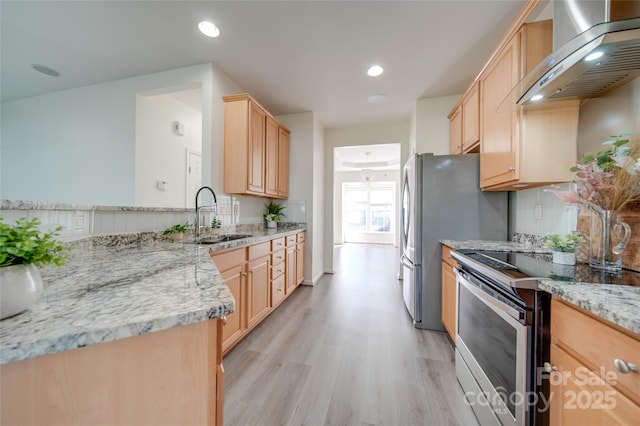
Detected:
[{"left": 343, "top": 182, "right": 395, "bottom": 233}]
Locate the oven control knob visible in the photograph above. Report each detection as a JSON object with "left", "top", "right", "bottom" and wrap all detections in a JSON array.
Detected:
[
  {"left": 543, "top": 362, "right": 557, "bottom": 373},
  {"left": 614, "top": 359, "right": 638, "bottom": 374}
]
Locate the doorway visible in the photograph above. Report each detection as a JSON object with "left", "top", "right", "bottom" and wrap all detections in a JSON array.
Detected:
[{"left": 333, "top": 144, "right": 401, "bottom": 246}]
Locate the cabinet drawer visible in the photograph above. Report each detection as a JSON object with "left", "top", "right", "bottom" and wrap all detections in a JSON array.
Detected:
[
  {"left": 551, "top": 299, "right": 640, "bottom": 401},
  {"left": 441, "top": 245, "right": 457, "bottom": 268},
  {"left": 297, "top": 232, "right": 306, "bottom": 243},
  {"left": 271, "top": 237, "right": 285, "bottom": 251},
  {"left": 286, "top": 235, "right": 297, "bottom": 246},
  {"left": 211, "top": 247, "right": 246, "bottom": 272},
  {"left": 271, "top": 260, "right": 285, "bottom": 278},
  {"left": 271, "top": 250, "right": 285, "bottom": 266},
  {"left": 271, "top": 274, "right": 285, "bottom": 307},
  {"left": 248, "top": 241, "right": 271, "bottom": 260}
]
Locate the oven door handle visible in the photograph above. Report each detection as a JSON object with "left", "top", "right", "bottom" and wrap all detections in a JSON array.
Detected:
[{"left": 455, "top": 267, "right": 525, "bottom": 323}]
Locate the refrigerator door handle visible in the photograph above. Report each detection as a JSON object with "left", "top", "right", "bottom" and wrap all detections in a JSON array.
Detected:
[{"left": 401, "top": 254, "right": 414, "bottom": 269}]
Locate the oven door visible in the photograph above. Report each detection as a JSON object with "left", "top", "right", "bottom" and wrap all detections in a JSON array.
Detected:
[{"left": 455, "top": 268, "right": 530, "bottom": 426}]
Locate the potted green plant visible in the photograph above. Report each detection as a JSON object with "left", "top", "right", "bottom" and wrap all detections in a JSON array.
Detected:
[
  {"left": 163, "top": 222, "right": 191, "bottom": 241},
  {"left": 0, "top": 217, "right": 69, "bottom": 319},
  {"left": 264, "top": 201, "right": 286, "bottom": 229},
  {"left": 544, "top": 233, "right": 586, "bottom": 265},
  {"left": 210, "top": 217, "right": 222, "bottom": 236}
]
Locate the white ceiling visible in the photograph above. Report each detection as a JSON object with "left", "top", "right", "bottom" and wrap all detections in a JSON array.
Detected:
[
  {"left": 334, "top": 143, "right": 402, "bottom": 172},
  {"left": 1, "top": 0, "right": 527, "bottom": 128}
]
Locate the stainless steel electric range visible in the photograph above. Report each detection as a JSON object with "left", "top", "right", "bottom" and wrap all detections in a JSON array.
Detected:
[{"left": 450, "top": 249, "right": 639, "bottom": 426}]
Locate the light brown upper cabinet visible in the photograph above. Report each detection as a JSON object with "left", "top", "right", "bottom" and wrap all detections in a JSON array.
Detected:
[
  {"left": 448, "top": 106, "right": 462, "bottom": 155},
  {"left": 448, "top": 82, "right": 481, "bottom": 155},
  {"left": 461, "top": 83, "right": 480, "bottom": 152},
  {"left": 480, "top": 20, "right": 579, "bottom": 190},
  {"left": 223, "top": 93, "right": 290, "bottom": 199}
]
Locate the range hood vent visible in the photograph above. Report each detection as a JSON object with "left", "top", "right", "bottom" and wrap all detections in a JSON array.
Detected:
[{"left": 502, "top": 17, "right": 640, "bottom": 110}]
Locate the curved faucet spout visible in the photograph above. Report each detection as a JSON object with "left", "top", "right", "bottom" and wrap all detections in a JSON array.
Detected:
[{"left": 195, "top": 186, "right": 218, "bottom": 240}]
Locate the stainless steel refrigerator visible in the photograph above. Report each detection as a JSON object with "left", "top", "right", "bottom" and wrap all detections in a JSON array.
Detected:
[{"left": 400, "top": 153, "right": 508, "bottom": 330}]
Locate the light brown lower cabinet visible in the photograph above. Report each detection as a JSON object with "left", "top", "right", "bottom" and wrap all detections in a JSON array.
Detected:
[
  {"left": 0, "top": 319, "right": 224, "bottom": 426},
  {"left": 212, "top": 231, "right": 305, "bottom": 355},
  {"left": 247, "top": 242, "right": 271, "bottom": 329},
  {"left": 548, "top": 299, "right": 640, "bottom": 424},
  {"left": 441, "top": 244, "right": 457, "bottom": 342}
]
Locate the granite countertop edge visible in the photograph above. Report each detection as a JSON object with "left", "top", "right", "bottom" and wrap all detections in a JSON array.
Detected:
[
  {"left": 0, "top": 226, "right": 306, "bottom": 365},
  {"left": 440, "top": 239, "right": 640, "bottom": 336}
]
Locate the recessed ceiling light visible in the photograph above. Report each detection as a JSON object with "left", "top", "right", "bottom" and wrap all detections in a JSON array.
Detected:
[
  {"left": 530, "top": 94, "right": 544, "bottom": 102},
  {"left": 585, "top": 51, "right": 604, "bottom": 62},
  {"left": 368, "top": 94, "right": 387, "bottom": 103},
  {"left": 31, "top": 64, "right": 60, "bottom": 77},
  {"left": 198, "top": 21, "right": 220, "bottom": 38},
  {"left": 367, "top": 65, "right": 384, "bottom": 77}
]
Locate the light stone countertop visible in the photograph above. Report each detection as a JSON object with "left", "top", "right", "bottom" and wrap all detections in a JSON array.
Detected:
[
  {"left": 0, "top": 226, "right": 306, "bottom": 365},
  {"left": 441, "top": 239, "right": 640, "bottom": 335}
]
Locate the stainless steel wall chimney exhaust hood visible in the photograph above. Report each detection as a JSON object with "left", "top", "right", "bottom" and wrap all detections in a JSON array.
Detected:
[{"left": 503, "top": 17, "right": 640, "bottom": 108}]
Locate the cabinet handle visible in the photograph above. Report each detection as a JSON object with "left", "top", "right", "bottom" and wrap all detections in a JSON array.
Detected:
[
  {"left": 242, "top": 272, "right": 247, "bottom": 277},
  {"left": 221, "top": 316, "right": 227, "bottom": 326},
  {"left": 543, "top": 362, "right": 557, "bottom": 373},
  {"left": 248, "top": 269, "right": 253, "bottom": 274},
  {"left": 614, "top": 359, "right": 638, "bottom": 374},
  {"left": 508, "top": 167, "right": 515, "bottom": 172}
]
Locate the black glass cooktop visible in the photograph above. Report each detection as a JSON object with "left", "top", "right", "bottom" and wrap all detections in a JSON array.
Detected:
[{"left": 458, "top": 250, "right": 640, "bottom": 287}]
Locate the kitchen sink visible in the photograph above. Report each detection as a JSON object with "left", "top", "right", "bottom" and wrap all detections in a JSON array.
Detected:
[{"left": 185, "top": 234, "right": 254, "bottom": 244}]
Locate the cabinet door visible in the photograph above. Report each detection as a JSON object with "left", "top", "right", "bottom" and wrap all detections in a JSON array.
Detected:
[
  {"left": 219, "top": 264, "right": 245, "bottom": 354},
  {"left": 296, "top": 242, "right": 305, "bottom": 285},
  {"left": 277, "top": 127, "right": 289, "bottom": 198},
  {"left": 441, "top": 261, "right": 457, "bottom": 341},
  {"left": 265, "top": 116, "right": 279, "bottom": 197},
  {"left": 549, "top": 343, "right": 640, "bottom": 425},
  {"left": 480, "top": 34, "right": 520, "bottom": 188},
  {"left": 248, "top": 102, "right": 266, "bottom": 193},
  {"left": 449, "top": 106, "right": 462, "bottom": 155},
  {"left": 247, "top": 255, "right": 270, "bottom": 329},
  {"left": 461, "top": 83, "right": 479, "bottom": 152},
  {"left": 285, "top": 245, "right": 296, "bottom": 295}
]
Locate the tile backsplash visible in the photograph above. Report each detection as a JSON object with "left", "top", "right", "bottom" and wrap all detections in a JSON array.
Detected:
[{"left": 1, "top": 197, "right": 307, "bottom": 242}]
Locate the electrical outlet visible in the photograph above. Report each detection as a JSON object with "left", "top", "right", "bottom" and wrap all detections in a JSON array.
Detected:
[
  {"left": 534, "top": 204, "right": 543, "bottom": 220},
  {"left": 74, "top": 214, "right": 84, "bottom": 229}
]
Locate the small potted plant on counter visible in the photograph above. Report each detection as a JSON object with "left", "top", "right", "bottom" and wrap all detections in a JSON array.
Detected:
[
  {"left": 544, "top": 233, "right": 586, "bottom": 265},
  {"left": 264, "top": 201, "right": 286, "bottom": 229},
  {"left": 163, "top": 222, "right": 191, "bottom": 242},
  {"left": 0, "top": 217, "right": 69, "bottom": 319},
  {"left": 211, "top": 217, "right": 222, "bottom": 236}
]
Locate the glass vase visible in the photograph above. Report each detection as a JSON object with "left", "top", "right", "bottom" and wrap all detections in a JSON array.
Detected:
[{"left": 589, "top": 208, "right": 631, "bottom": 272}]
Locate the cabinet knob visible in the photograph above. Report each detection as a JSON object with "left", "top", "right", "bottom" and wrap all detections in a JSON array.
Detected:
[
  {"left": 543, "top": 362, "right": 557, "bottom": 373},
  {"left": 614, "top": 358, "right": 638, "bottom": 374},
  {"left": 242, "top": 272, "right": 247, "bottom": 277},
  {"left": 508, "top": 167, "right": 516, "bottom": 172},
  {"left": 221, "top": 316, "right": 227, "bottom": 326}
]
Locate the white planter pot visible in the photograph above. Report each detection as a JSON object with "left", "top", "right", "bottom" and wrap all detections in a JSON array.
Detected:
[
  {"left": 0, "top": 264, "right": 44, "bottom": 320},
  {"left": 267, "top": 220, "right": 277, "bottom": 229},
  {"left": 552, "top": 251, "right": 576, "bottom": 266}
]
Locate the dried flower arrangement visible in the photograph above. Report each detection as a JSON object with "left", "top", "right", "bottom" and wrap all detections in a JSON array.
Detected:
[{"left": 546, "top": 133, "right": 640, "bottom": 213}]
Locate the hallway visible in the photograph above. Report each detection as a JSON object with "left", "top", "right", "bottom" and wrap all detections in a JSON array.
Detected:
[{"left": 223, "top": 243, "right": 478, "bottom": 425}]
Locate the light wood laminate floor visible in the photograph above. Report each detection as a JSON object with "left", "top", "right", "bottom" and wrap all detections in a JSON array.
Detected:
[{"left": 224, "top": 243, "right": 479, "bottom": 426}]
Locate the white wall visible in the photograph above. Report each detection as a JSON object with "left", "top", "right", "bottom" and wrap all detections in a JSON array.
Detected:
[
  {"left": 277, "top": 112, "right": 319, "bottom": 284},
  {"left": 312, "top": 117, "right": 325, "bottom": 284},
  {"left": 324, "top": 121, "right": 410, "bottom": 273},
  {"left": 415, "top": 95, "right": 460, "bottom": 155},
  {"left": 510, "top": 77, "right": 640, "bottom": 237},
  {"left": 0, "top": 63, "right": 239, "bottom": 207},
  {"left": 134, "top": 92, "right": 202, "bottom": 208}
]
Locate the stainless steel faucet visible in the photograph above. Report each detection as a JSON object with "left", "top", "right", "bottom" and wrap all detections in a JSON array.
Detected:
[{"left": 195, "top": 186, "right": 218, "bottom": 240}]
